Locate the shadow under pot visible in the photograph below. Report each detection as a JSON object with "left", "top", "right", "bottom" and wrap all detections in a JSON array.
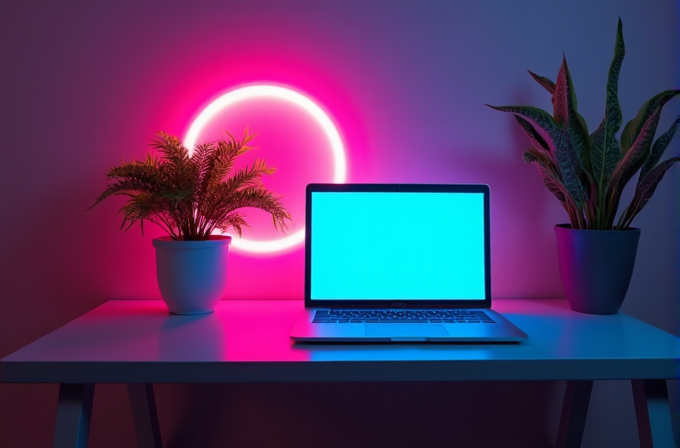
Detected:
[{"left": 555, "top": 224, "right": 640, "bottom": 315}]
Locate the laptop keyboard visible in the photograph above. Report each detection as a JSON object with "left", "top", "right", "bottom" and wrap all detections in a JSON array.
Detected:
[{"left": 313, "top": 310, "right": 496, "bottom": 324}]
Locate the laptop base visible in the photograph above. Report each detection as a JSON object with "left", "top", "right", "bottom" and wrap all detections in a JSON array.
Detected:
[{"left": 291, "top": 308, "right": 528, "bottom": 343}]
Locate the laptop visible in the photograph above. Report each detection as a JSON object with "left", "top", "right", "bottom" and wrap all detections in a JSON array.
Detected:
[{"left": 290, "top": 183, "right": 528, "bottom": 343}]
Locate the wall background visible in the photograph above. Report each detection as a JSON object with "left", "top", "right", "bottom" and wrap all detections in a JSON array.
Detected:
[{"left": 1, "top": 1, "right": 677, "bottom": 447}]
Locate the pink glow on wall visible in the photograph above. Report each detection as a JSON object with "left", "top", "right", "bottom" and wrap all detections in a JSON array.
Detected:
[{"left": 183, "top": 85, "right": 347, "bottom": 254}]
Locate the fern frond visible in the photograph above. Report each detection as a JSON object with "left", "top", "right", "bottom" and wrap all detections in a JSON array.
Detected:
[
  {"left": 88, "top": 158, "right": 164, "bottom": 210},
  {"left": 227, "top": 159, "right": 275, "bottom": 190},
  {"left": 211, "top": 185, "right": 291, "bottom": 233},
  {"left": 210, "top": 131, "right": 255, "bottom": 182},
  {"left": 91, "top": 130, "right": 290, "bottom": 240},
  {"left": 213, "top": 212, "right": 250, "bottom": 238},
  {"left": 117, "top": 193, "right": 167, "bottom": 233},
  {"left": 192, "top": 141, "right": 217, "bottom": 201},
  {"left": 150, "top": 132, "right": 189, "bottom": 170},
  {"left": 152, "top": 132, "right": 198, "bottom": 194}
]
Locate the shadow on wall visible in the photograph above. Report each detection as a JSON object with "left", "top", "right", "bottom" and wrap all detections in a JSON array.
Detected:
[
  {"left": 0, "top": 182, "right": 120, "bottom": 358},
  {"left": 439, "top": 86, "right": 565, "bottom": 300}
]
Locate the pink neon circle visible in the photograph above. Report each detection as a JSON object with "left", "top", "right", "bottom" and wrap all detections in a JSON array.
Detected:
[{"left": 183, "top": 85, "right": 347, "bottom": 253}]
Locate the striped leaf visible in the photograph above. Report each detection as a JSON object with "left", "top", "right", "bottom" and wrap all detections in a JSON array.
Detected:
[
  {"left": 641, "top": 116, "right": 680, "bottom": 179},
  {"left": 590, "top": 128, "right": 622, "bottom": 185},
  {"left": 526, "top": 70, "right": 591, "bottom": 157},
  {"left": 553, "top": 129, "right": 587, "bottom": 204},
  {"left": 590, "top": 18, "right": 625, "bottom": 186},
  {"left": 620, "top": 157, "right": 680, "bottom": 227},
  {"left": 528, "top": 70, "right": 556, "bottom": 95},
  {"left": 486, "top": 105, "right": 561, "bottom": 152},
  {"left": 607, "top": 108, "right": 661, "bottom": 209},
  {"left": 553, "top": 56, "right": 592, "bottom": 176},
  {"left": 514, "top": 115, "right": 551, "bottom": 154},
  {"left": 488, "top": 104, "right": 587, "bottom": 203},
  {"left": 523, "top": 147, "right": 559, "bottom": 174},
  {"left": 553, "top": 58, "right": 570, "bottom": 126},
  {"left": 620, "top": 90, "right": 680, "bottom": 154},
  {"left": 605, "top": 106, "right": 659, "bottom": 229},
  {"left": 524, "top": 150, "right": 581, "bottom": 227}
]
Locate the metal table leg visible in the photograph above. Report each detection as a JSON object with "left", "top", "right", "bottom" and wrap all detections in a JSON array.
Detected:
[
  {"left": 128, "top": 383, "right": 163, "bottom": 448},
  {"left": 632, "top": 379, "right": 676, "bottom": 448},
  {"left": 556, "top": 380, "right": 593, "bottom": 448},
  {"left": 53, "top": 383, "right": 94, "bottom": 448}
]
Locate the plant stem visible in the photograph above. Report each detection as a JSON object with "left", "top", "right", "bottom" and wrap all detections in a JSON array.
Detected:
[
  {"left": 597, "top": 185, "right": 606, "bottom": 229},
  {"left": 575, "top": 203, "right": 585, "bottom": 229}
]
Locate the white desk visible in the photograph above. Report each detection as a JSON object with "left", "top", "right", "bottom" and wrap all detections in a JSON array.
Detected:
[{"left": 1, "top": 299, "right": 678, "bottom": 448}]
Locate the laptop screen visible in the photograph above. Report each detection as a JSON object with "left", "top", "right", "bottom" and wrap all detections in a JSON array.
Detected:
[{"left": 306, "top": 184, "right": 490, "bottom": 305}]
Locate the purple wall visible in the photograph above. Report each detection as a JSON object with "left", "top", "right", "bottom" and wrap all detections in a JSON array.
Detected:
[{"left": 1, "top": 1, "right": 678, "bottom": 447}]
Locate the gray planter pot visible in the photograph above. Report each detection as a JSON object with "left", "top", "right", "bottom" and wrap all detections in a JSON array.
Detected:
[
  {"left": 153, "top": 235, "right": 232, "bottom": 315},
  {"left": 555, "top": 224, "right": 640, "bottom": 315}
]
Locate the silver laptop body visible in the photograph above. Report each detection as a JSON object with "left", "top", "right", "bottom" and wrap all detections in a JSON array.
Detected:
[{"left": 290, "top": 183, "right": 528, "bottom": 343}]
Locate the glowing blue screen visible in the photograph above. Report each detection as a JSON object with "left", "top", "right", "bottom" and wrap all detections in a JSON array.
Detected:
[{"left": 310, "top": 192, "right": 486, "bottom": 300}]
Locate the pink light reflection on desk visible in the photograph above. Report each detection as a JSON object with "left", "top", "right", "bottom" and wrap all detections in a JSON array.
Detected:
[{"left": 219, "top": 300, "right": 310, "bottom": 361}]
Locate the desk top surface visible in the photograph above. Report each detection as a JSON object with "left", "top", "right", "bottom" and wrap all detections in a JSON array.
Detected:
[{"left": 1, "top": 300, "right": 678, "bottom": 383}]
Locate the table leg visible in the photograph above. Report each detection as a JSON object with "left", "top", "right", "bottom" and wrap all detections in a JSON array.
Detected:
[
  {"left": 632, "top": 379, "right": 676, "bottom": 448},
  {"left": 556, "top": 380, "right": 593, "bottom": 448},
  {"left": 53, "top": 383, "right": 94, "bottom": 448},
  {"left": 128, "top": 383, "right": 163, "bottom": 448}
]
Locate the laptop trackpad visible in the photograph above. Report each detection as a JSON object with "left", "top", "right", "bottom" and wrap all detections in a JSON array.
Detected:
[{"left": 365, "top": 324, "right": 449, "bottom": 337}]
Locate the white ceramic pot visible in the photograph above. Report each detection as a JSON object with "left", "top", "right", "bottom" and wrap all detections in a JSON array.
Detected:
[{"left": 152, "top": 235, "right": 232, "bottom": 315}]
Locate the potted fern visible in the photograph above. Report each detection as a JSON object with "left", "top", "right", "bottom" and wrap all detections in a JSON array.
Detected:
[
  {"left": 90, "top": 131, "right": 291, "bottom": 314},
  {"left": 487, "top": 19, "right": 679, "bottom": 314}
]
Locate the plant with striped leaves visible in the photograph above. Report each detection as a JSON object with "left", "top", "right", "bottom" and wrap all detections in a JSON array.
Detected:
[{"left": 487, "top": 19, "right": 679, "bottom": 230}]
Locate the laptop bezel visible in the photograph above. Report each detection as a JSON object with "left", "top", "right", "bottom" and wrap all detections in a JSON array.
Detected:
[{"left": 304, "top": 183, "right": 492, "bottom": 309}]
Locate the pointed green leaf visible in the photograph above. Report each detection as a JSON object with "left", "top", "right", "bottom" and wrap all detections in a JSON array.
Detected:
[
  {"left": 526, "top": 72, "right": 592, "bottom": 139},
  {"left": 553, "top": 56, "right": 591, "bottom": 174},
  {"left": 621, "top": 90, "right": 680, "bottom": 153},
  {"left": 528, "top": 70, "right": 556, "bottom": 95},
  {"left": 553, "top": 58, "right": 569, "bottom": 126},
  {"left": 514, "top": 115, "right": 551, "bottom": 153},
  {"left": 623, "top": 157, "right": 680, "bottom": 226},
  {"left": 488, "top": 104, "right": 587, "bottom": 203},
  {"left": 531, "top": 160, "right": 568, "bottom": 203},
  {"left": 609, "top": 107, "right": 661, "bottom": 197},
  {"left": 523, "top": 150, "right": 539, "bottom": 164},
  {"left": 524, "top": 150, "right": 580, "bottom": 226},
  {"left": 590, "top": 18, "right": 625, "bottom": 186},
  {"left": 487, "top": 105, "right": 561, "bottom": 151},
  {"left": 641, "top": 116, "right": 680, "bottom": 179},
  {"left": 591, "top": 128, "right": 621, "bottom": 185},
  {"left": 524, "top": 151, "right": 564, "bottom": 198},
  {"left": 553, "top": 129, "right": 587, "bottom": 204},
  {"left": 523, "top": 148, "right": 559, "bottom": 173}
]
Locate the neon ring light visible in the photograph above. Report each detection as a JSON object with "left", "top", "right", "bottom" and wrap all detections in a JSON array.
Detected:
[{"left": 184, "top": 85, "right": 347, "bottom": 254}]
